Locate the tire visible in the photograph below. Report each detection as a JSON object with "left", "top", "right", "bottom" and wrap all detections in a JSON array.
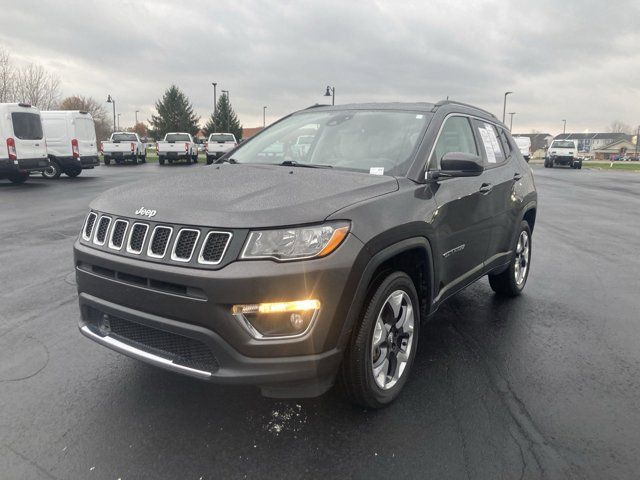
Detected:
[
  {"left": 159, "top": 156, "right": 165, "bottom": 165},
  {"left": 141, "top": 155, "right": 146, "bottom": 163},
  {"left": 340, "top": 271, "right": 420, "bottom": 409},
  {"left": 64, "top": 166, "right": 82, "bottom": 178},
  {"left": 489, "top": 220, "right": 532, "bottom": 296},
  {"left": 8, "top": 172, "right": 29, "bottom": 184},
  {"left": 206, "top": 156, "right": 213, "bottom": 165},
  {"left": 42, "top": 160, "right": 62, "bottom": 179},
  {"left": 192, "top": 154, "right": 198, "bottom": 163},
  {"left": 104, "top": 157, "right": 110, "bottom": 166},
  {"left": 543, "top": 160, "right": 549, "bottom": 168}
]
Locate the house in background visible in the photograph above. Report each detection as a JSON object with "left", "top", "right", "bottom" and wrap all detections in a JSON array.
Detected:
[
  {"left": 591, "top": 139, "right": 638, "bottom": 160},
  {"left": 554, "top": 132, "right": 631, "bottom": 152},
  {"left": 241, "top": 127, "right": 264, "bottom": 140},
  {"left": 512, "top": 133, "right": 554, "bottom": 157}
]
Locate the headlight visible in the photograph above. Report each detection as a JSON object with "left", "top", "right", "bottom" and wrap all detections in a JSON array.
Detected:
[{"left": 240, "top": 221, "right": 350, "bottom": 261}]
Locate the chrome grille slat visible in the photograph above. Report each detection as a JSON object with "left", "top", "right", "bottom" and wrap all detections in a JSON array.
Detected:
[
  {"left": 171, "top": 229, "right": 200, "bottom": 262},
  {"left": 109, "top": 220, "right": 129, "bottom": 250},
  {"left": 93, "top": 216, "right": 112, "bottom": 245},
  {"left": 83, "top": 212, "right": 97, "bottom": 241},
  {"left": 198, "top": 231, "right": 232, "bottom": 265},
  {"left": 126, "top": 223, "right": 149, "bottom": 254},
  {"left": 147, "top": 226, "right": 173, "bottom": 258}
]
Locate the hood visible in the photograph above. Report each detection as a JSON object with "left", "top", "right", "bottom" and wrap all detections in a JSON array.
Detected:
[{"left": 90, "top": 164, "right": 398, "bottom": 228}]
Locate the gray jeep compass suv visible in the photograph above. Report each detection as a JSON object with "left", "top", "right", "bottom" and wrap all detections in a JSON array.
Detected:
[{"left": 74, "top": 101, "right": 537, "bottom": 408}]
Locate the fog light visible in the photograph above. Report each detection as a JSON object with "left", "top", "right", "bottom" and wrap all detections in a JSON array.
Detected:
[{"left": 232, "top": 299, "right": 320, "bottom": 339}]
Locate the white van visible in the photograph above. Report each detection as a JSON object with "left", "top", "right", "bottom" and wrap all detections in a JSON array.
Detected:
[
  {"left": 0, "top": 103, "right": 49, "bottom": 184},
  {"left": 41, "top": 110, "right": 99, "bottom": 178},
  {"left": 513, "top": 136, "right": 531, "bottom": 161}
]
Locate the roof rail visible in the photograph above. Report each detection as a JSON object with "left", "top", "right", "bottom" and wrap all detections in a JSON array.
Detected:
[{"left": 434, "top": 100, "right": 498, "bottom": 120}]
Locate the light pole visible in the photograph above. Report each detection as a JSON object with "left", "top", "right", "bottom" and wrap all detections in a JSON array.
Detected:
[
  {"left": 508, "top": 112, "right": 516, "bottom": 131},
  {"left": 502, "top": 91, "right": 513, "bottom": 123},
  {"left": 117, "top": 113, "right": 121, "bottom": 130},
  {"left": 212, "top": 82, "right": 217, "bottom": 115},
  {"left": 324, "top": 86, "right": 335, "bottom": 106},
  {"left": 562, "top": 119, "right": 567, "bottom": 134},
  {"left": 135, "top": 110, "right": 139, "bottom": 125},
  {"left": 106, "top": 95, "right": 116, "bottom": 133},
  {"left": 635, "top": 125, "right": 639, "bottom": 160},
  {"left": 263, "top": 106, "right": 267, "bottom": 128}
]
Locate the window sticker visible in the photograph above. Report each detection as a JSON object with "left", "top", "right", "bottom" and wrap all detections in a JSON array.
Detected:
[
  {"left": 479, "top": 127, "right": 497, "bottom": 163},
  {"left": 369, "top": 167, "right": 384, "bottom": 175}
]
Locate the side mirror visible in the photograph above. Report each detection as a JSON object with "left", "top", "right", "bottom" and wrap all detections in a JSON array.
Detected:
[{"left": 427, "top": 152, "right": 484, "bottom": 180}]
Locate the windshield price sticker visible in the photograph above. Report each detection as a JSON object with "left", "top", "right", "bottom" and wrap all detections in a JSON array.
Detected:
[{"left": 370, "top": 167, "right": 385, "bottom": 175}]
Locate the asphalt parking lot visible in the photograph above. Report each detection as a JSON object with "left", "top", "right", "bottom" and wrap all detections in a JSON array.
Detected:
[{"left": 1, "top": 163, "right": 639, "bottom": 480}]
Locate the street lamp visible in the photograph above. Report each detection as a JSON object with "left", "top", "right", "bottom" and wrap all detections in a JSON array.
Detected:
[
  {"left": 562, "top": 119, "right": 567, "bottom": 134},
  {"left": 263, "top": 106, "right": 267, "bottom": 128},
  {"left": 117, "top": 113, "right": 121, "bottom": 130},
  {"left": 211, "top": 82, "right": 217, "bottom": 115},
  {"left": 135, "top": 110, "right": 139, "bottom": 125},
  {"left": 106, "top": 95, "right": 116, "bottom": 133},
  {"left": 502, "top": 91, "right": 513, "bottom": 123},
  {"left": 508, "top": 112, "right": 516, "bottom": 131},
  {"left": 324, "top": 86, "right": 335, "bottom": 106}
]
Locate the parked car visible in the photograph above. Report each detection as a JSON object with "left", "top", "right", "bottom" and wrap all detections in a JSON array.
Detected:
[
  {"left": 101, "top": 132, "right": 146, "bottom": 165},
  {"left": 157, "top": 132, "right": 198, "bottom": 165},
  {"left": 545, "top": 139, "right": 581, "bottom": 169},
  {"left": 0, "top": 102, "right": 48, "bottom": 184},
  {"left": 74, "top": 101, "right": 537, "bottom": 408},
  {"left": 40, "top": 110, "right": 99, "bottom": 178},
  {"left": 205, "top": 133, "right": 237, "bottom": 164},
  {"left": 513, "top": 136, "right": 531, "bottom": 162}
]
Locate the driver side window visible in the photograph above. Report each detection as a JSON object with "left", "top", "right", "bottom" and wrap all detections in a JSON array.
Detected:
[{"left": 430, "top": 116, "right": 477, "bottom": 169}]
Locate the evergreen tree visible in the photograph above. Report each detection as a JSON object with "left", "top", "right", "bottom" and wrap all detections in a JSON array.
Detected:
[
  {"left": 203, "top": 93, "right": 243, "bottom": 141},
  {"left": 149, "top": 85, "right": 199, "bottom": 139}
]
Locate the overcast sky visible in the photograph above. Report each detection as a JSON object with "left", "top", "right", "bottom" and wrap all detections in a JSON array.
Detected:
[{"left": 2, "top": 0, "right": 639, "bottom": 134}]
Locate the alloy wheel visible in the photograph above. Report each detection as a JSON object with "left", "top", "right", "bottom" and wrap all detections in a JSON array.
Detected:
[{"left": 514, "top": 230, "right": 530, "bottom": 286}]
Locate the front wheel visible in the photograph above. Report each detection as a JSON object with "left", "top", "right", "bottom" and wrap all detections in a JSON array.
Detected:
[
  {"left": 489, "top": 220, "right": 532, "bottom": 296},
  {"left": 340, "top": 271, "right": 420, "bottom": 409},
  {"left": 42, "top": 160, "right": 62, "bottom": 179}
]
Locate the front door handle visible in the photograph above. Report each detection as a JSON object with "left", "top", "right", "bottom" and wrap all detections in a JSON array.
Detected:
[
  {"left": 513, "top": 172, "right": 523, "bottom": 181},
  {"left": 479, "top": 183, "right": 493, "bottom": 194}
]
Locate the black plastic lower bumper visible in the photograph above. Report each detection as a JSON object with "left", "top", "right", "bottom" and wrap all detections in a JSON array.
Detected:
[{"left": 0, "top": 157, "right": 48, "bottom": 174}]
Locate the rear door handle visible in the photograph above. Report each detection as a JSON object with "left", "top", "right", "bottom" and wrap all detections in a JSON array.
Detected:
[
  {"left": 479, "top": 183, "right": 493, "bottom": 194},
  {"left": 513, "top": 172, "right": 523, "bottom": 181}
]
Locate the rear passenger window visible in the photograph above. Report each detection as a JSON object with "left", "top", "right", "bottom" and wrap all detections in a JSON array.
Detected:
[
  {"left": 430, "top": 116, "right": 477, "bottom": 168},
  {"left": 11, "top": 112, "right": 44, "bottom": 140},
  {"left": 474, "top": 120, "right": 506, "bottom": 165}
]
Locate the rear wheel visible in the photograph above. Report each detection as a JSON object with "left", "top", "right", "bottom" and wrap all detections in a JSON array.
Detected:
[
  {"left": 64, "top": 166, "right": 82, "bottom": 178},
  {"left": 489, "top": 220, "right": 532, "bottom": 296},
  {"left": 192, "top": 154, "right": 198, "bottom": 163},
  {"left": 42, "top": 160, "right": 62, "bottom": 179},
  {"left": 340, "top": 271, "right": 419, "bottom": 409},
  {"left": 104, "top": 157, "right": 110, "bottom": 166},
  {"left": 8, "top": 172, "right": 29, "bottom": 184},
  {"left": 159, "top": 156, "right": 165, "bottom": 165}
]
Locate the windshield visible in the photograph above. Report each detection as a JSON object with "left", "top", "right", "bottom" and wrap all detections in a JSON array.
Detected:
[
  {"left": 11, "top": 112, "right": 43, "bottom": 140},
  {"left": 552, "top": 141, "right": 575, "bottom": 149},
  {"left": 230, "top": 110, "right": 430, "bottom": 175},
  {"left": 166, "top": 133, "right": 191, "bottom": 142},
  {"left": 209, "top": 134, "right": 235, "bottom": 142},
  {"left": 112, "top": 133, "right": 137, "bottom": 142}
]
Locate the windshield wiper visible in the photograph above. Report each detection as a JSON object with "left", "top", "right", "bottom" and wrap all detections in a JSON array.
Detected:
[{"left": 279, "top": 160, "right": 333, "bottom": 169}]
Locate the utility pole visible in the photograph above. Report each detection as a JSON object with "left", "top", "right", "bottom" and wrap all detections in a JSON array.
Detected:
[
  {"left": 635, "top": 125, "right": 639, "bottom": 160},
  {"left": 324, "top": 86, "right": 335, "bottom": 106},
  {"left": 106, "top": 95, "right": 116, "bottom": 133},
  {"left": 508, "top": 112, "right": 516, "bottom": 131},
  {"left": 502, "top": 91, "right": 513, "bottom": 123},
  {"left": 212, "top": 82, "right": 217, "bottom": 115}
]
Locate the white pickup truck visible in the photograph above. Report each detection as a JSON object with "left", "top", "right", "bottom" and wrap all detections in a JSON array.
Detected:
[
  {"left": 157, "top": 132, "right": 198, "bottom": 165},
  {"left": 101, "top": 132, "right": 146, "bottom": 165},
  {"left": 205, "top": 133, "right": 237, "bottom": 164},
  {"left": 544, "top": 139, "right": 582, "bottom": 169}
]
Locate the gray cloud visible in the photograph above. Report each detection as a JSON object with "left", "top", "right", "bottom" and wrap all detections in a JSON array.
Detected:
[{"left": 1, "top": 0, "right": 638, "bottom": 134}]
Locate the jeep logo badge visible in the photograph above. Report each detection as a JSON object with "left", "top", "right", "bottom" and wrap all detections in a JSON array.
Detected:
[{"left": 135, "top": 207, "right": 157, "bottom": 218}]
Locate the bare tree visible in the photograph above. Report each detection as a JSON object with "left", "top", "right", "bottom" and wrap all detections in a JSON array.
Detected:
[
  {"left": 608, "top": 120, "right": 632, "bottom": 135},
  {"left": 58, "top": 95, "right": 113, "bottom": 141},
  {"left": 0, "top": 47, "right": 15, "bottom": 102},
  {"left": 127, "top": 122, "right": 149, "bottom": 138},
  {"left": 14, "top": 63, "right": 61, "bottom": 109}
]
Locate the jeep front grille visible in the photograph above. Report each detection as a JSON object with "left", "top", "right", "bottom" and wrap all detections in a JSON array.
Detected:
[
  {"left": 148, "top": 226, "right": 173, "bottom": 258},
  {"left": 127, "top": 223, "right": 149, "bottom": 254},
  {"left": 172, "top": 229, "right": 200, "bottom": 262},
  {"left": 81, "top": 212, "right": 233, "bottom": 267},
  {"left": 109, "top": 220, "right": 128, "bottom": 250},
  {"left": 199, "top": 232, "right": 232, "bottom": 264}
]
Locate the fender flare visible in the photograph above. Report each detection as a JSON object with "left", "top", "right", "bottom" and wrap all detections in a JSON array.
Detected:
[{"left": 336, "top": 236, "right": 435, "bottom": 350}]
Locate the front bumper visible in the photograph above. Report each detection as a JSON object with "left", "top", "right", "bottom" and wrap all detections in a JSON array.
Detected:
[
  {"left": 0, "top": 157, "right": 48, "bottom": 174},
  {"left": 74, "top": 234, "right": 366, "bottom": 395}
]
